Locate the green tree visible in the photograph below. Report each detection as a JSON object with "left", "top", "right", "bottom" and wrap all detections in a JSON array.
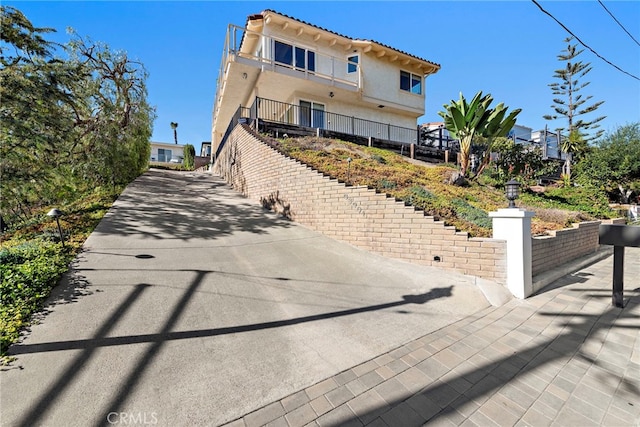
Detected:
[
  {"left": 439, "top": 91, "right": 520, "bottom": 179},
  {"left": 66, "top": 32, "right": 154, "bottom": 187},
  {"left": 171, "top": 122, "right": 178, "bottom": 144},
  {"left": 439, "top": 92, "right": 492, "bottom": 178},
  {"left": 560, "top": 129, "right": 586, "bottom": 182},
  {"left": 0, "top": 6, "right": 83, "bottom": 222},
  {"left": 0, "top": 7, "right": 154, "bottom": 225},
  {"left": 544, "top": 37, "right": 605, "bottom": 158},
  {"left": 575, "top": 123, "right": 640, "bottom": 203},
  {"left": 475, "top": 103, "right": 521, "bottom": 176},
  {"left": 183, "top": 144, "right": 195, "bottom": 170}
]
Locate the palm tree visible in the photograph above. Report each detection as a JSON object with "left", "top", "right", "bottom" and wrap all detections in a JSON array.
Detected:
[
  {"left": 170, "top": 122, "right": 178, "bottom": 144},
  {"left": 439, "top": 91, "right": 520, "bottom": 179},
  {"left": 438, "top": 91, "right": 493, "bottom": 177},
  {"left": 475, "top": 103, "right": 522, "bottom": 177}
]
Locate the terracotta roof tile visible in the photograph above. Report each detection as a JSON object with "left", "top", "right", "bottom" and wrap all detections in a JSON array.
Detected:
[{"left": 257, "top": 9, "right": 441, "bottom": 71}]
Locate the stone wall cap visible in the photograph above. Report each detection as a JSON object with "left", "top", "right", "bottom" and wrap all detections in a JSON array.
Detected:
[{"left": 489, "top": 208, "right": 536, "bottom": 218}]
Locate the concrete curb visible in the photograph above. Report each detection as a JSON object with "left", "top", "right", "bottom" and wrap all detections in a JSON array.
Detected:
[{"left": 474, "top": 277, "right": 513, "bottom": 306}]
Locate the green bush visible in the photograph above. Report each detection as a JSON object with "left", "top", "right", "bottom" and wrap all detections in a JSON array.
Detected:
[
  {"left": 0, "top": 240, "right": 72, "bottom": 355},
  {"left": 183, "top": 144, "right": 195, "bottom": 170},
  {"left": 379, "top": 179, "right": 397, "bottom": 190},
  {"left": 484, "top": 137, "right": 559, "bottom": 186},
  {"left": 405, "top": 185, "right": 435, "bottom": 205},
  {"left": 538, "top": 185, "right": 615, "bottom": 218}
]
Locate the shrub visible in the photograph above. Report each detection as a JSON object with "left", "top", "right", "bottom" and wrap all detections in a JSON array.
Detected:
[
  {"left": 0, "top": 239, "right": 72, "bottom": 354},
  {"left": 379, "top": 179, "right": 397, "bottom": 190},
  {"left": 485, "top": 137, "right": 559, "bottom": 186},
  {"left": 404, "top": 185, "right": 435, "bottom": 205},
  {"left": 541, "top": 185, "right": 615, "bottom": 218},
  {"left": 183, "top": 144, "right": 196, "bottom": 170}
]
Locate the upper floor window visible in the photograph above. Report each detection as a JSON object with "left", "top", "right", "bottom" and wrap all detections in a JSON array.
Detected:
[
  {"left": 347, "top": 55, "right": 359, "bottom": 73},
  {"left": 274, "top": 40, "right": 315, "bottom": 72},
  {"left": 400, "top": 71, "right": 422, "bottom": 95}
]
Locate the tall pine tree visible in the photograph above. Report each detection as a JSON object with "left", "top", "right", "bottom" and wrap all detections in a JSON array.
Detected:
[{"left": 544, "top": 37, "right": 606, "bottom": 144}]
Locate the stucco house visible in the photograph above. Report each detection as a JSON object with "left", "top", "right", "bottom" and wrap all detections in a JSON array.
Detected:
[
  {"left": 200, "top": 142, "right": 212, "bottom": 157},
  {"left": 211, "top": 9, "right": 441, "bottom": 156},
  {"left": 150, "top": 141, "right": 184, "bottom": 163}
]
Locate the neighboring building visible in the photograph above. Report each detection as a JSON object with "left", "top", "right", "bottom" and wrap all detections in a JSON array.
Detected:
[
  {"left": 212, "top": 9, "right": 441, "bottom": 153},
  {"left": 420, "top": 122, "right": 533, "bottom": 144},
  {"left": 508, "top": 124, "right": 532, "bottom": 145},
  {"left": 531, "top": 129, "right": 566, "bottom": 160},
  {"left": 150, "top": 142, "right": 184, "bottom": 163},
  {"left": 200, "top": 142, "right": 212, "bottom": 157},
  {"left": 419, "top": 122, "right": 455, "bottom": 149}
]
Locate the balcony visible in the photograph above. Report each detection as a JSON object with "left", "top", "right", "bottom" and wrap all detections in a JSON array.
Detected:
[
  {"left": 216, "top": 97, "right": 459, "bottom": 164},
  {"left": 213, "top": 24, "right": 362, "bottom": 134}
]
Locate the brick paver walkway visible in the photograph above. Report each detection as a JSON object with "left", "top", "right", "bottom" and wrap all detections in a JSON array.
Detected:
[{"left": 224, "top": 248, "right": 640, "bottom": 427}]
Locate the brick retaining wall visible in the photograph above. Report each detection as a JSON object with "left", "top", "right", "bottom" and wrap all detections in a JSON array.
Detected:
[
  {"left": 532, "top": 218, "right": 626, "bottom": 277},
  {"left": 532, "top": 222, "right": 600, "bottom": 277},
  {"left": 214, "top": 125, "right": 507, "bottom": 284},
  {"left": 213, "top": 124, "right": 622, "bottom": 292}
]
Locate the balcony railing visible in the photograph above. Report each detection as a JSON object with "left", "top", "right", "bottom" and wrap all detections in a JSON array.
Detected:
[
  {"left": 216, "top": 98, "right": 460, "bottom": 163},
  {"left": 214, "top": 24, "right": 361, "bottom": 118},
  {"left": 247, "top": 97, "right": 420, "bottom": 144}
]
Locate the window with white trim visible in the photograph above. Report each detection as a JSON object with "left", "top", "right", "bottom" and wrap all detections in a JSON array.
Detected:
[
  {"left": 274, "top": 40, "right": 315, "bottom": 72},
  {"left": 347, "top": 54, "right": 359, "bottom": 73}
]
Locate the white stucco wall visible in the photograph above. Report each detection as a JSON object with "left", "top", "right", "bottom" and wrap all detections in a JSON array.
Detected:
[
  {"left": 150, "top": 143, "right": 184, "bottom": 162},
  {"left": 358, "top": 51, "right": 425, "bottom": 115},
  {"left": 259, "top": 18, "right": 426, "bottom": 122}
]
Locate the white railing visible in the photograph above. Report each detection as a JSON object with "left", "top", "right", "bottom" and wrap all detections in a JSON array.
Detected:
[{"left": 214, "top": 24, "right": 361, "bottom": 119}]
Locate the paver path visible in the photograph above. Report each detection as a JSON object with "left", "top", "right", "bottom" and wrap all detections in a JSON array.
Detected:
[{"left": 226, "top": 247, "right": 640, "bottom": 427}]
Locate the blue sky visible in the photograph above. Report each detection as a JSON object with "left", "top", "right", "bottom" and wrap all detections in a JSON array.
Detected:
[{"left": 7, "top": 1, "right": 640, "bottom": 148}]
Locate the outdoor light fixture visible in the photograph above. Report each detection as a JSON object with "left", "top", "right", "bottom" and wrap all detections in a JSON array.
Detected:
[
  {"left": 346, "top": 157, "right": 352, "bottom": 184},
  {"left": 329, "top": 91, "right": 334, "bottom": 98},
  {"left": 505, "top": 179, "right": 521, "bottom": 208},
  {"left": 47, "top": 208, "right": 65, "bottom": 248}
]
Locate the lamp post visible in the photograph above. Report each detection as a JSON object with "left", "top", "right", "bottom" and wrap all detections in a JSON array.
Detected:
[
  {"left": 490, "top": 180, "right": 534, "bottom": 298},
  {"left": 47, "top": 208, "right": 65, "bottom": 248},
  {"left": 505, "top": 179, "right": 521, "bottom": 208},
  {"left": 346, "top": 157, "right": 352, "bottom": 184}
]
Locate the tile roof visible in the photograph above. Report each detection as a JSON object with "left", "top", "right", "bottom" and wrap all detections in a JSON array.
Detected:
[{"left": 258, "top": 9, "right": 441, "bottom": 71}]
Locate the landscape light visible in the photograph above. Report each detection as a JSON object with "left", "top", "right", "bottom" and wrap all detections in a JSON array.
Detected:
[
  {"left": 47, "top": 208, "right": 65, "bottom": 248},
  {"left": 505, "top": 179, "right": 521, "bottom": 208}
]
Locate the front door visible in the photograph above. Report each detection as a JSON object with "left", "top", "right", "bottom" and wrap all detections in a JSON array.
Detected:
[{"left": 299, "top": 100, "right": 325, "bottom": 129}]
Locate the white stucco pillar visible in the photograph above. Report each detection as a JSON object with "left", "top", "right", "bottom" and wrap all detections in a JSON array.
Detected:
[{"left": 489, "top": 208, "right": 535, "bottom": 299}]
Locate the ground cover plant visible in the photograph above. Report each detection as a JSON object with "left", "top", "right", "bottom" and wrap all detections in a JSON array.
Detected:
[{"left": 0, "top": 186, "right": 122, "bottom": 362}]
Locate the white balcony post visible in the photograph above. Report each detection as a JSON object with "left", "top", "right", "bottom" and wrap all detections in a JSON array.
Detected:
[{"left": 489, "top": 208, "right": 535, "bottom": 299}]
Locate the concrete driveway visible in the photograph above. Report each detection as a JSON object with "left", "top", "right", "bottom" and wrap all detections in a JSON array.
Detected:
[{"left": 1, "top": 169, "right": 493, "bottom": 427}]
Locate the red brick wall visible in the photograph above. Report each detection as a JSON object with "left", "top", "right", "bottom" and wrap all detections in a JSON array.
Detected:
[
  {"left": 194, "top": 156, "right": 210, "bottom": 170},
  {"left": 214, "top": 125, "right": 507, "bottom": 284}
]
